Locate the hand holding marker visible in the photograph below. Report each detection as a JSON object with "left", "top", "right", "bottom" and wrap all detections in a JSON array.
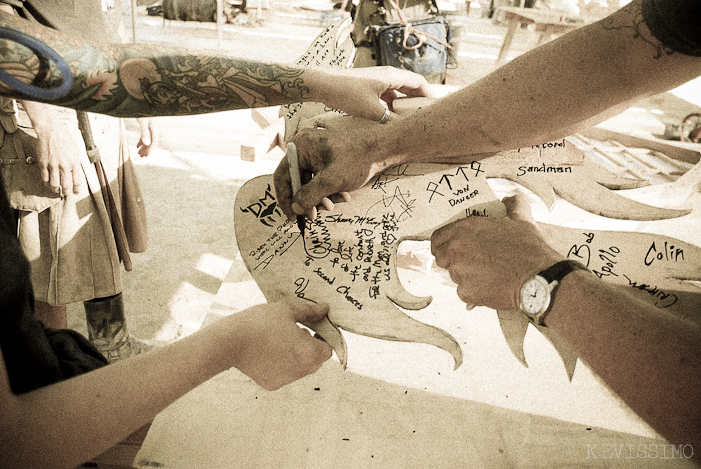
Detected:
[{"left": 286, "top": 142, "right": 305, "bottom": 236}]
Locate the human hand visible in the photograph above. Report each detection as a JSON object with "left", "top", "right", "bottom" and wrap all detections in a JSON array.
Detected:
[
  {"left": 273, "top": 114, "right": 386, "bottom": 221},
  {"left": 229, "top": 300, "right": 333, "bottom": 390},
  {"left": 430, "top": 194, "right": 564, "bottom": 310},
  {"left": 273, "top": 96, "right": 437, "bottom": 221},
  {"left": 136, "top": 118, "right": 158, "bottom": 157},
  {"left": 20, "top": 101, "right": 85, "bottom": 195},
  {"left": 35, "top": 122, "right": 84, "bottom": 195},
  {"left": 317, "top": 66, "right": 434, "bottom": 122}
]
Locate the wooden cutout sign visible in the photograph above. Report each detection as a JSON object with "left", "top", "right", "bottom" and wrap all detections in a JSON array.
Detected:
[
  {"left": 234, "top": 162, "right": 701, "bottom": 377},
  {"left": 281, "top": 18, "right": 355, "bottom": 141},
  {"left": 245, "top": 22, "right": 701, "bottom": 378},
  {"left": 234, "top": 163, "right": 506, "bottom": 368},
  {"left": 481, "top": 147, "right": 691, "bottom": 221}
]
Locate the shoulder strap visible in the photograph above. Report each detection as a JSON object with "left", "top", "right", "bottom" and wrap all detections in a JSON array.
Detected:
[{"left": 352, "top": 0, "right": 439, "bottom": 45}]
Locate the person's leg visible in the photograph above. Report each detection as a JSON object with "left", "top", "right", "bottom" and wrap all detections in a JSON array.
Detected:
[
  {"left": 81, "top": 118, "right": 157, "bottom": 363},
  {"left": 34, "top": 301, "right": 67, "bottom": 329},
  {"left": 84, "top": 293, "right": 153, "bottom": 363}
]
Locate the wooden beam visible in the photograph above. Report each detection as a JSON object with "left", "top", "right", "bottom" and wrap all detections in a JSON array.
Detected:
[{"left": 580, "top": 127, "right": 701, "bottom": 164}]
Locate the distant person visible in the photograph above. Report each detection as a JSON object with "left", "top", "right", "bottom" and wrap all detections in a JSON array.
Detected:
[{"left": 0, "top": 0, "right": 158, "bottom": 362}]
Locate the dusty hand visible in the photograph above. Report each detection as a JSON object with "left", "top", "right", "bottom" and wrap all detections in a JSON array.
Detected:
[
  {"left": 273, "top": 96, "right": 435, "bottom": 221},
  {"left": 273, "top": 123, "right": 382, "bottom": 222},
  {"left": 430, "top": 194, "right": 564, "bottom": 310},
  {"left": 230, "top": 300, "right": 333, "bottom": 390},
  {"left": 136, "top": 118, "right": 158, "bottom": 157}
]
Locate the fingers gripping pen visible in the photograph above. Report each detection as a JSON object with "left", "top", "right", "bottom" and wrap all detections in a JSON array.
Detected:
[
  {"left": 286, "top": 142, "right": 306, "bottom": 236},
  {"left": 0, "top": 27, "right": 73, "bottom": 100}
]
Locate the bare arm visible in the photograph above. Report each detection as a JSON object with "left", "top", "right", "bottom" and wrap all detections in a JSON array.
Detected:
[
  {"left": 431, "top": 196, "right": 701, "bottom": 457},
  {"left": 547, "top": 270, "right": 701, "bottom": 454},
  {"left": 0, "top": 300, "right": 332, "bottom": 469},
  {"left": 375, "top": 0, "right": 701, "bottom": 165},
  {"left": 279, "top": 0, "right": 701, "bottom": 218},
  {"left": 0, "top": 12, "right": 430, "bottom": 121}
]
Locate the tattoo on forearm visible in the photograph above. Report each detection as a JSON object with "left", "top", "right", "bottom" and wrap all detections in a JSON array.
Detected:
[
  {"left": 600, "top": 0, "right": 673, "bottom": 59},
  {"left": 0, "top": 12, "right": 310, "bottom": 116},
  {"left": 138, "top": 57, "right": 309, "bottom": 114}
]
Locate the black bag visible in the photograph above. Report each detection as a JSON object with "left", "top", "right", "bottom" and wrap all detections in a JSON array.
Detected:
[{"left": 370, "top": 16, "right": 451, "bottom": 84}]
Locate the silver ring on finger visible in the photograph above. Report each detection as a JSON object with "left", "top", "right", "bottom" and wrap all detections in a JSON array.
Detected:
[{"left": 378, "top": 107, "right": 391, "bottom": 124}]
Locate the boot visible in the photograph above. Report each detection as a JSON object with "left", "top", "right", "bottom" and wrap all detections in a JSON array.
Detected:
[{"left": 84, "top": 293, "right": 153, "bottom": 363}]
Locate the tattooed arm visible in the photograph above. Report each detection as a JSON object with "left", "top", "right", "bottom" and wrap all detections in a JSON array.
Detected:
[
  {"left": 0, "top": 11, "right": 430, "bottom": 121},
  {"left": 278, "top": 0, "right": 701, "bottom": 218}
]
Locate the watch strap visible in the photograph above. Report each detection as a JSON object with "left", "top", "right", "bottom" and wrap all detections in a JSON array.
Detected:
[
  {"left": 527, "top": 260, "right": 589, "bottom": 327},
  {"left": 538, "top": 260, "right": 589, "bottom": 284}
]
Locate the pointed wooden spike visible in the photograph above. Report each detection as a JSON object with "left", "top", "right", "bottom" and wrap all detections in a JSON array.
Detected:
[
  {"left": 583, "top": 158, "right": 650, "bottom": 190},
  {"left": 500, "top": 176, "right": 557, "bottom": 209},
  {"left": 538, "top": 326, "right": 578, "bottom": 381},
  {"left": 339, "top": 305, "right": 464, "bottom": 370},
  {"left": 386, "top": 244, "right": 433, "bottom": 310},
  {"left": 553, "top": 177, "right": 691, "bottom": 220},
  {"left": 496, "top": 309, "right": 530, "bottom": 368},
  {"left": 386, "top": 288, "right": 433, "bottom": 310},
  {"left": 308, "top": 316, "right": 348, "bottom": 369}
]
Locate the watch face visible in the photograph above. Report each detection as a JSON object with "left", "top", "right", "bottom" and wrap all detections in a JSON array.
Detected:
[{"left": 519, "top": 275, "right": 551, "bottom": 315}]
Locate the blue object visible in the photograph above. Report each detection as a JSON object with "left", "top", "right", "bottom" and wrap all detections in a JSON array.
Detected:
[{"left": 0, "top": 27, "right": 73, "bottom": 100}]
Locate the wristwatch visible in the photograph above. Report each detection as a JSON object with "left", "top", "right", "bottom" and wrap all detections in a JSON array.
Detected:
[{"left": 518, "top": 260, "right": 589, "bottom": 326}]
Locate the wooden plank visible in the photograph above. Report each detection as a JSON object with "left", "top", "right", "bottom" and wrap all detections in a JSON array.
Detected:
[
  {"left": 495, "top": 20, "right": 519, "bottom": 66},
  {"left": 76, "top": 423, "right": 151, "bottom": 469},
  {"left": 579, "top": 127, "right": 701, "bottom": 164},
  {"left": 499, "top": 6, "right": 585, "bottom": 27}
]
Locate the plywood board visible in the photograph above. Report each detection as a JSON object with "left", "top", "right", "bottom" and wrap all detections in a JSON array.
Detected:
[{"left": 234, "top": 162, "right": 505, "bottom": 368}]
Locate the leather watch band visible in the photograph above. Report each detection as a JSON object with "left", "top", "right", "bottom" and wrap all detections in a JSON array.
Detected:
[
  {"left": 525, "top": 260, "right": 590, "bottom": 327},
  {"left": 538, "top": 260, "right": 589, "bottom": 284}
]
